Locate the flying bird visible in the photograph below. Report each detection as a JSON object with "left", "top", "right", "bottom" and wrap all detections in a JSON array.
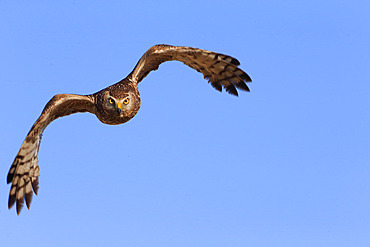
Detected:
[{"left": 7, "top": 44, "right": 252, "bottom": 214}]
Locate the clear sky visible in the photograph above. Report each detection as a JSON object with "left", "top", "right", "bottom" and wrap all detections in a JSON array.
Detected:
[{"left": 1, "top": 1, "right": 369, "bottom": 246}]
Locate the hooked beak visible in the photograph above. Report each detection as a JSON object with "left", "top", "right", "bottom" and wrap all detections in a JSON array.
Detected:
[{"left": 116, "top": 102, "right": 123, "bottom": 114}]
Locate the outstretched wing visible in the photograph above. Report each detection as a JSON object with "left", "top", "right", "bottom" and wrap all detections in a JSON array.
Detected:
[
  {"left": 128, "top": 44, "right": 252, "bottom": 96},
  {"left": 7, "top": 93, "right": 96, "bottom": 214}
]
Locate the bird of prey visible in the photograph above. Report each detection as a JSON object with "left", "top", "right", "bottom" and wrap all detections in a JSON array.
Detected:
[{"left": 7, "top": 44, "right": 252, "bottom": 214}]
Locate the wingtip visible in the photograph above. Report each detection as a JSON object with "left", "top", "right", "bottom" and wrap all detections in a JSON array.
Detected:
[
  {"left": 225, "top": 85, "right": 239, "bottom": 96},
  {"left": 8, "top": 200, "right": 14, "bottom": 211},
  {"left": 16, "top": 201, "right": 23, "bottom": 215},
  {"left": 7, "top": 166, "right": 16, "bottom": 184},
  {"left": 230, "top": 58, "right": 241, "bottom": 66},
  {"left": 240, "top": 72, "right": 252, "bottom": 82},
  {"left": 32, "top": 179, "right": 39, "bottom": 195},
  {"left": 211, "top": 82, "right": 223, "bottom": 92},
  {"left": 235, "top": 81, "right": 250, "bottom": 92},
  {"left": 25, "top": 193, "right": 33, "bottom": 210}
]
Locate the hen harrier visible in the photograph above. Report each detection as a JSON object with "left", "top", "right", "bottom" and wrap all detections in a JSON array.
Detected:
[{"left": 7, "top": 44, "right": 252, "bottom": 214}]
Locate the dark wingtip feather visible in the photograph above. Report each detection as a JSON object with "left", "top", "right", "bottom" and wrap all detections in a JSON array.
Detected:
[
  {"left": 25, "top": 192, "right": 33, "bottom": 209},
  {"left": 221, "top": 55, "right": 240, "bottom": 66},
  {"left": 32, "top": 179, "right": 39, "bottom": 195},
  {"left": 7, "top": 174, "right": 13, "bottom": 184},
  {"left": 235, "top": 81, "right": 250, "bottom": 92},
  {"left": 7, "top": 165, "right": 16, "bottom": 184},
  {"left": 225, "top": 85, "right": 239, "bottom": 96},
  {"left": 211, "top": 82, "right": 223, "bottom": 92},
  {"left": 8, "top": 192, "right": 16, "bottom": 210},
  {"left": 239, "top": 72, "right": 252, "bottom": 82},
  {"left": 229, "top": 57, "right": 240, "bottom": 66},
  {"left": 16, "top": 197, "right": 24, "bottom": 215}
]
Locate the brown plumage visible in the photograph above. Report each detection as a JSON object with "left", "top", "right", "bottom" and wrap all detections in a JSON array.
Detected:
[{"left": 7, "top": 44, "right": 252, "bottom": 214}]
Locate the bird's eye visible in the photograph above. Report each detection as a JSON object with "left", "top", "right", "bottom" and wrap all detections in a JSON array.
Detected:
[
  {"left": 108, "top": 98, "right": 115, "bottom": 105},
  {"left": 123, "top": 98, "right": 130, "bottom": 105}
]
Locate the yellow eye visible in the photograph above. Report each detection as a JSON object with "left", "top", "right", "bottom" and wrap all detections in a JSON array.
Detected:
[
  {"left": 109, "top": 98, "right": 115, "bottom": 105},
  {"left": 123, "top": 98, "right": 130, "bottom": 105}
]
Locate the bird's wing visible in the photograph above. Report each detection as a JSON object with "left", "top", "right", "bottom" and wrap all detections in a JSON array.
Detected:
[
  {"left": 7, "top": 93, "right": 96, "bottom": 214},
  {"left": 128, "top": 44, "right": 252, "bottom": 96}
]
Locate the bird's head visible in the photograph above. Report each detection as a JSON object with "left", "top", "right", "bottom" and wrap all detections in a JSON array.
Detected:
[{"left": 95, "top": 84, "right": 141, "bottom": 125}]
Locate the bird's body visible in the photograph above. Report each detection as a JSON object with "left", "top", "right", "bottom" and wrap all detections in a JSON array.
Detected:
[{"left": 7, "top": 44, "right": 252, "bottom": 214}]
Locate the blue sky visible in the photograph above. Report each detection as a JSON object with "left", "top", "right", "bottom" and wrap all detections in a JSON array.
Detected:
[{"left": 1, "top": 1, "right": 369, "bottom": 246}]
